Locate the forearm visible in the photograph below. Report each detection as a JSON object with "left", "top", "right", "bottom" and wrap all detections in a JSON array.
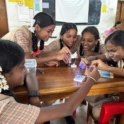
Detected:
[
  {"left": 25, "top": 73, "right": 41, "bottom": 107},
  {"left": 25, "top": 73, "right": 39, "bottom": 90},
  {"left": 96, "top": 54, "right": 107, "bottom": 61},
  {"left": 106, "top": 66, "right": 124, "bottom": 77},
  {"left": 37, "top": 51, "right": 59, "bottom": 58},
  {"left": 35, "top": 56, "right": 57, "bottom": 65},
  {"left": 25, "top": 52, "right": 58, "bottom": 65},
  {"left": 36, "top": 78, "right": 94, "bottom": 123},
  {"left": 64, "top": 78, "right": 94, "bottom": 114}
]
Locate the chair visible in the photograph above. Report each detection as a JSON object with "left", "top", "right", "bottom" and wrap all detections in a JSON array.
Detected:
[{"left": 98, "top": 102, "right": 124, "bottom": 124}]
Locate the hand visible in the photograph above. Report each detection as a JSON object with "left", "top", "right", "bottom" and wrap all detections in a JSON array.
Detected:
[
  {"left": 56, "top": 53, "right": 70, "bottom": 64},
  {"left": 83, "top": 50, "right": 99, "bottom": 56},
  {"left": 91, "top": 59, "right": 109, "bottom": 71},
  {"left": 80, "top": 56, "right": 97, "bottom": 66},
  {"left": 59, "top": 46, "right": 71, "bottom": 55},
  {"left": 45, "top": 61, "right": 59, "bottom": 67},
  {"left": 87, "top": 65, "right": 100, "bottom": 82}
]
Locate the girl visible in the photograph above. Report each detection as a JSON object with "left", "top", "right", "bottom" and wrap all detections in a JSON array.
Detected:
[
  {"left": 78, "top": 26, "right": 108, "bottom": 59},
  {"left": 0, "top": 39, "right": 100, "bottom": 124},
  {"left": 42, "top": 22, "right": 80, "bottom": 54},
  {"left": 2, "top": 12, "right": 69, "bottom": 66},
  {"left": 103, "top": 20, "right": 122, "bottom": 37},
  {"left": 40, "top": 23, "right": 80, "bottom": 123},
  {"left": 79, "top": 26, "right": 110, "bottom": 66},
  {"left": 91, "top": 30, "right": 124, "bottom": 120},
  {"left": 40, "top": 23, "right": 80, "bottom": 66},
  {"left": 79, "top": 26, "right": 110, "bottom": 116}
]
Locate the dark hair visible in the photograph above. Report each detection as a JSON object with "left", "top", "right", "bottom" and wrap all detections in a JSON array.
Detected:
[
  {"left": 0, "top": 40, "right": 24, "bottom": 99},
  {"left": 32, "top": 12, "right": 55, "bottom": 52},
  {"left": 0, "top": 40, "right": 24, "bottom": 73},
  {"left": 105, "top": 30, "right": 124, "bottom": 67},
  {"left": 105, "top": 30, "right": 124, "bottom": 47},
  {"left": 59, "top": 23, "right": 78, "bottom": 49},
  {"left": 113, "top": 20, "right": 122, "bottom": 27},
  {"left": 80, "top": 26, "right": 100, "bottom": 56}
]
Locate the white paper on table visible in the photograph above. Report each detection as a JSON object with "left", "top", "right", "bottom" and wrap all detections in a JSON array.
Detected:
[{"left": 55, "top": 0, "right": 89, "bottom": 23}]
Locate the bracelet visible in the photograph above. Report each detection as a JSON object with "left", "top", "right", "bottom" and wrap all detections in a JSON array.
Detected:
[
  {"left": 28, "top": 90, "right": 40, "bottom": 99},
  {"left": 87, "top": 76, "right": 97, "bottom": 83}
]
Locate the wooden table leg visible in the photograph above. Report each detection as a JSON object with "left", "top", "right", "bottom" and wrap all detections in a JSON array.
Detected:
[{"left": 116, "top": 92, "right": 124, "bottom": 124}]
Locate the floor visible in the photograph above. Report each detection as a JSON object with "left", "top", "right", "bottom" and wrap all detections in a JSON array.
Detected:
[
  {"left": 50, "top": 100, "right": 90, "bottom": 124},
  {"left": 49, "top": 100, "right": 115, "bottom": 124}
]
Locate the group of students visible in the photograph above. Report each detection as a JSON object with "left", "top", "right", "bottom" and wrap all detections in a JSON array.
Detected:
[{"left": 0, "top": 12, "right": 124, "bottom": 124}]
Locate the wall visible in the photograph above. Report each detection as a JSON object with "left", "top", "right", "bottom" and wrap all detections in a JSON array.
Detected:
[{"left": 5, "top": 0, "right": 118, "bottom": 44}]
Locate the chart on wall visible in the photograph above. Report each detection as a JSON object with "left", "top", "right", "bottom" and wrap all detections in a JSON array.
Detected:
[{"left": 42, "top": 0, "right": 101, "bottom": 25}]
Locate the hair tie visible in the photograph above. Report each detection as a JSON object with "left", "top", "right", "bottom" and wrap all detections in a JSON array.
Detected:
[
  {"left": 28, "top": 19, "right": 36, "bottom": 33},
  {"left": 0, "top": 66, "right": 9, "bottom": 93}
]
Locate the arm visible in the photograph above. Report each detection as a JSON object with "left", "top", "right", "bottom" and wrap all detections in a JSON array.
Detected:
[
  {"left": 84, "top": 50, "right": 100, "bottom": 56},
  {"left": 36, "top": 53, "right": 70, "bottom": 66},
  {"left": 25, "top": 73, "right": 41, "bottom": 107},
  {"left": 106, "top": 66, "right": 124, "bottom": 77},
  {"left": 25, "top": 52, "right": 70, "bottom": 66},
  {"left": 14, "top": 31, "right": 69, "bottom": 65},
  {"left": 35, "top": 65, "right": 100, "bottom": 123},
  {"left": 36, "top": 51, "right": 59, "bottom": 58},
  {"left": 80, "top": 54, "right": 107, "bottom": 66},
  {"left": 80, "top": 43, "right": 109, "bottom": 66},
  {"left": 37, "top": 40, "right": 60, "bottom": 57},
  {"left": 92, "top": 59, "right": 124, "bottom": 77}
]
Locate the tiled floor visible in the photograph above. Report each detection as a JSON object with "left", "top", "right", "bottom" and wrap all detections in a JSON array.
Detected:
[{"left": 50, "top": 100, "right": 89, "bottom": 124}]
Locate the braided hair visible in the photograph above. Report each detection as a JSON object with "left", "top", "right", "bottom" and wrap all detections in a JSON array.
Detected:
[
  {"left": 32, "top": 12, "right": 55, "bottom": 52},
  {"left": 59, "top": 23, "right": 78, "bottom": 50},
  {"left": 105, "top": 30, "right": 124, "bottom": 67},
  {"left": 80, "top": 26, "right": 100, "bottom": 57}
]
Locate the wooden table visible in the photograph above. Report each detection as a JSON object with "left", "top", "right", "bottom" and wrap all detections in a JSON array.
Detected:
[{"left": 14, "top": 64, "right": 124, "bottom": 124}]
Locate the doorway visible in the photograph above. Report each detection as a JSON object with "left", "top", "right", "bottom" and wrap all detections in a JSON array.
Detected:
[{"left": 0, "top": 0, "right": 8, "bottom": 37}]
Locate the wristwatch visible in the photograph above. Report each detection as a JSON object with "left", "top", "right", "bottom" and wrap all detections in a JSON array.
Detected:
[{"left": 28, "top": 90, "right": 40, "bottom": 99}]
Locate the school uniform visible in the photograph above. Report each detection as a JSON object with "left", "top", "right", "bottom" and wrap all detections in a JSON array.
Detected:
[
  {"left": 0, "top": 94, "right": 40, "bottom": 124},
  {"left": 42, "top": 35, "right": 81, "bottom": 54},
  {"left": 2, "top": 26, "right": 33, "bottom": 53},
  {"left": 92, "top": 60, "right": 124, "bottom": 120}
]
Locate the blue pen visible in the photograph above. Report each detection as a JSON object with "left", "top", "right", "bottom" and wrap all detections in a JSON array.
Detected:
[{"left": 37, "top": 68, "right": 44, "bottom": 74}]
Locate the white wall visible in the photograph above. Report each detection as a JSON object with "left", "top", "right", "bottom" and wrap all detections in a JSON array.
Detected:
[{"left": 5, "top": 0, "right": 118, "bottom": 44}]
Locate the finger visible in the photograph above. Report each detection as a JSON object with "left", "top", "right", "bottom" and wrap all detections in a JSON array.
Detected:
[
  {"left": 89, "top": 64, "right": 97, "bottom": 72},
  {"left": 56, "top": 63, "right": 59, "bottom": 67},
  {"left": 62, "top": 48, "right": 68, "bottom": 53},
  {"left": 65, "top": 55, "right": 70, "bottom": 64},
  {"left": 62, "top": 47, "right": 70, "bottom": 54},
  {"left": 81, "top": 58, "right": 89, "bottom": 65},
  {"left": 91, "top": 60, "right": 99, "bottom": 65},
  {"left": 63, "top": 57, "right": 68, "bottom": 64}
]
